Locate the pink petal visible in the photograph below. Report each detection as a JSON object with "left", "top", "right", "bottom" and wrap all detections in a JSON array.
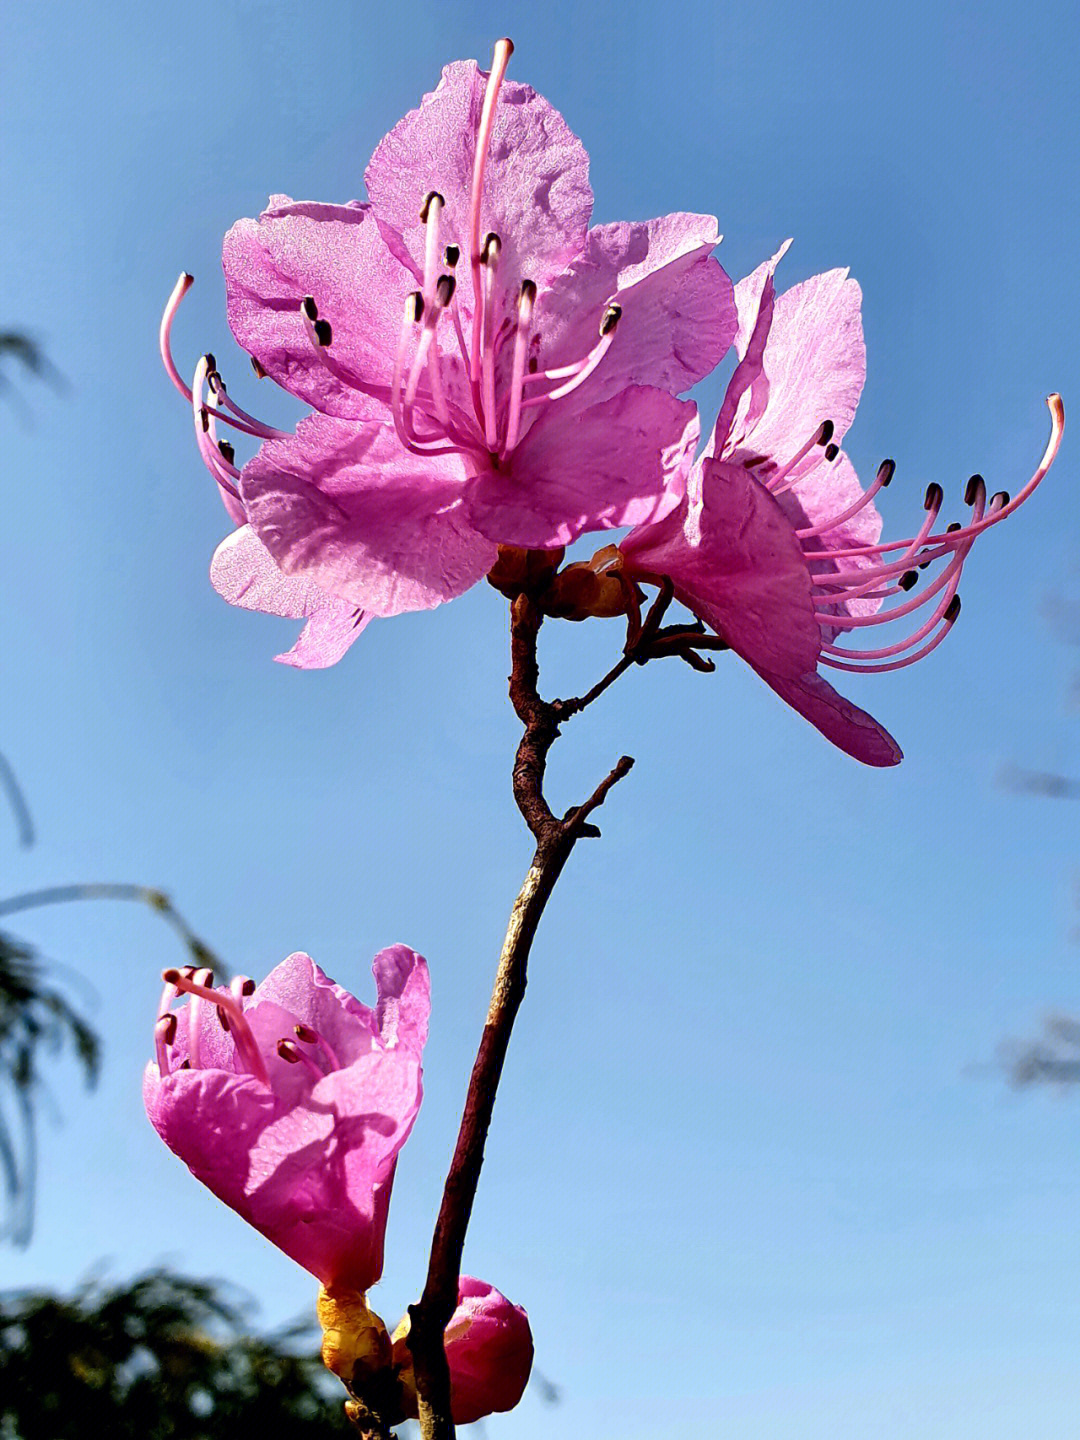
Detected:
[
  {"left": 732, "top": 266, "right": 866, "bottom": 472},
  {"left": 622, "top": 459, "right": 822, "bottom": 677},
  {"left": 751, "top": 667, "right": 903, "bottom": 767},
  {"left": 238, "top": 410, "right": 497, "bottom": 616},
  {"left": 443, "top": 1278, "right": 534, "bottom": 1425},
  {"left": 465, "top": 387, "right": 699, "bottom": 549},
  {"left": 364, "top": 60, "right": 593, "bottom": 320},
  {"left": 223, "top": 197, "right": 410, "bottom": 418},
  {"left": 210, "top": 525, "right": 372, "bottom": 669},
  {"left": 707, "top": 241, "right": 791, "bottom": 457},
  {"left": 372, "top": 944, "right": 431, "bottom": 1057},
  {"left": 536, "top": 213, "right": 735, "bottom": 406}
]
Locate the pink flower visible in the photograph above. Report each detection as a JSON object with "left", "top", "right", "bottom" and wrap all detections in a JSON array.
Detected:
[
  {"left": 161, "top": 41, "right": 735, "bottom": 663},
  {"left": 393, "top": 1279, "right": 534, "bottom": 1426},
  {"left": 144, "top": 947, "right": 429, "bottom": 1293},
  {"left": 621, "top": 245, "right": 1064, "bottom": 765}
]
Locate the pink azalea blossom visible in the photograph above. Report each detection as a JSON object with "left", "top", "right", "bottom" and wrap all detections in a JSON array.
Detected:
[
  {"left": 144, "top": 947, "right": 430, "bottom": 1293},
  {"left": 394, "top": 1279, "right": 534, "bottom": 1426},
  {"left": 621, "top": 246, "right": 1064, "bottom": 765},
  {"left": 161, "top": 41, "right": 735, "bottom": 663}
]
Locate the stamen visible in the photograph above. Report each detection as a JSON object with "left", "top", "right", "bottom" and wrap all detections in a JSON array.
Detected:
[
  {"left": 187, "top": 966, "right": 214, "bottom": 1071},
  {"left": 160, "top": 273, "right": 196, "bottom": 400},
  {"left": 230, "top": 976, "right": 255, "bottom": 1006},
  {"left": 822, "top": 595, "right": 962, "bottom": 673},
  {"left": 468, "top": 38, "right": 515, "bottom": 384},
  {"left": 521, "top": 308, "right": 621, "bottom": 408},
  {"left": 480, "top": 234, "right": 501, "bottom": 449},
  {"left": 503, "top": 279, "right": 537, "bottom": 455},
  {"left": 276, "top": 1038, "right": 325, "bottom": 1081},
  {"left": 161, "top": 968, "right": 269, "bottom": 1084},
  {"left": 154, "top": 1013, "right": 177, "bottom": 1076},
  {"left": 444, "top": 244, "right": 460, "bottom": 268},
  {"left": 207, "top": 369, "right": 290, "bottom": 440},
  {"left": 294, "top": 1022, "right": 341, "bottom": 1071},
  {"left": 797, "top": 458, "right": 895, "bottom": 540},
  {"left": 420, "top": 191, "right": 445, "bottom": 303},
  {"left": 766, "top": 420, "right": 834, "bottom": 493}
]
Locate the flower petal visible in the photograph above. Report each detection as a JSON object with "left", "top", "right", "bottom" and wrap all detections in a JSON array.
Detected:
[
  {"left": 535, "top": 214, "right": 735, "bottom": 406},
  {"left": 238, "top": 410, "right": 497, "bottom": 616},
  {"left": 465, "top": 387, "right": 699, "bottom": 549},
  {"left": 750, "top": 667, "right": 903, "bottom": 767},
  {"left": 621, "top": 459, "right": 821, "bottom": 677},
  {"left": 365, "top": 60, "right": 593, "bottom": 314},
  {"left": 734, "top": 266, "right": 866, "bottom": 471},
  {"left": 210, "top": 525, "right": 372, "bottom": 668},
  {"left": 223, "top": 197, "right": 410, "bottom": 417}
]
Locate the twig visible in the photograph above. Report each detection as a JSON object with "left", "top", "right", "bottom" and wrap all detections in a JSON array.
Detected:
[{"left": 407, "top": 596, "right": 634, "bottom": 1440}]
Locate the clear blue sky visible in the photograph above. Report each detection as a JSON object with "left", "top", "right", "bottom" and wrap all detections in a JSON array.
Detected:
[{"left": 2, "top": 1, "right": 1079, "bottom": 1435}]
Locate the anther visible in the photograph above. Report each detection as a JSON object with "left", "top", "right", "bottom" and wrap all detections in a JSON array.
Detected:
[
  {"left": 481, "top": 232, "right": 502, "bottom": 264},
  {"left": 924, "top": 482, "right": 943, "bottom": 511},
  {"left": 824, "top": 443, "right": 840, "bottom": 462},
  {"left": 250, "top": 356, "right": 268, "bottom": 379},
  {"left": 158, "top": 1012, "right": 177, "bottom": 1045},
  {"left": 945, "top": 595, "right": 962, "bottom": 622},
  {"left": 199, "top": 409, "right": 210, "bottom": 433},
  {"left": 295, "top": 1023, "right": 318, "bottom": 1044},
  {"left": 218, "top": 1010, "right": 231, "bottom": 1032},
  {"left": 419, "top": 190, "right": 445, "bottom": 223},
  {"left": 277, "top": 1040, "right": 302, "bottom": 1064},
  {"left": 991, "top": 490, "right": 1010, "bottom": 507},
  {"left": 217, "top": 439, "right": 235, "bottom": 465},
  {"left": 409, "top": 291, "right": 424, "bottom": 323},
  {"left": 162, "top": 968, "right": 182, "bottom": 984},
  {"left": 241, "top": 978, "right": 256, "bottom": 996},
  {"left": 600, "top": 304, "right": 622, "bottom": 337},
  {"left": 946, "top": 521, "right": 962, "bottom": 533},
  {"left": 899, "top": 571, "right": 919, "bottom": 591},
  {"left": 877, "top": 459, "right": 895, "bottom": 486},
  {"left": 435, "top": 274, "right": 457, "bottom": 307},
  {"left": 313, "top": 318, "right": 332, "bottom": 347},
  {"left": 817, "top": 420, "right": 835, "bottom": 446},
  {"left": 965, "top": 474, "right": 984, "bottom": 506},
  {"left": 520, "top": 279, "right": 538, "bottom": 305},
  {"left": 443, "top": 244, "right": 460, "bottom": 267},
  {"left": 204, "top": 352, "right": 216, "bottom": 373},
  {"left": 301, "top": 296, "right": 319, "bottom": 322}
]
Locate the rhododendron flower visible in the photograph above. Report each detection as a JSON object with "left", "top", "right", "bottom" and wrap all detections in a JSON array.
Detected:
[
  {"left": 161, "top": 40, "right": 735, "bottom": 663},
  {"left": 621, "top": 245, "right": 1064, "bottom": 765},
  {"left": 393, "top": 1279, "right": 534, "bottom": 1426},
  {"left": 144, "top": 947, "right": 429, "bottom": 1293}
]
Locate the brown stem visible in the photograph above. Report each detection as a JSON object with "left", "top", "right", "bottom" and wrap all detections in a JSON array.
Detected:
[{"left": 407, "top": 595, "right": 634, "bottom": 1440}]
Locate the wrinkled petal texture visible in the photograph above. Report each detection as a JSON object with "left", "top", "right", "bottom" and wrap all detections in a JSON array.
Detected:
[
  {"left": 466, "top": 388, "right": 699, "bottom": 549},
  {"left": 239, "top": 410, "right": 497, "bottom": 616},
  {"left": 445, "top": 1279, "right": 534, "bottom": 1425},
  {"left": 223, "top": 198, "right": 408, "bottom": 417},
  {"left": 211, "top": 525, "right": 372, "bottom": 668},
  {"left": 365, "top": 60, "right": 593, "bottom": 319},
  {"left": 730, "top": 267, "right": 866, "bottom": 482},
  {"left": 144, "top": 949, "right": 430, "bottom": 1292},
  {"left": 537, "top": 213, "right": 735, "bottom": 406},
  {"left": 622, "top": 459, "right": 821, "bottom": 677}
]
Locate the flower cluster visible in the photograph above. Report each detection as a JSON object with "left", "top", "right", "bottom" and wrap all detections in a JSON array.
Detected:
[{"left": 162, "top": 39, "right": 1061, "bottom": 767}]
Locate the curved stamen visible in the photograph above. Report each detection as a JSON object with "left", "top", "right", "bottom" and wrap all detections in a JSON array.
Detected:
[
  {"left": 468, "top": 38, "right": 514, "bottom": 384},
  {"left": 805, "top": 397, "right": 1063, "bottom": 564},
  {"left": 821, "top": 596, "right": 962, "bottom": 672},
  {"left": 207, "top": 369, "right": 289, "bottom": 440},
  {"left": 154, "top": 1012, "right": 177, "bottom": 1076},
  {"left": 390, "top": 293, "right": 461, "bottom": 457},
  {"left": 276, "top": 1038, "right": 325, "bottom": 1082},
  {"left": 162, "top": 968, "right": 270, "bottom": 1084},
  {"left": 765, "top": 420, "right": 834, "bottom": 494},
  {"left": 809, "top": 478, "right": 943, "bottom": 608},
  {"left": 420, "top": 191, "right": 445, "bottom": 304},
  {"left": 503, "top": 280, "right": 537, "bottom": 456},
  {"left": 186, "top": 966, "right": 215, "bottom": 1071},
  {"left": 797, "top": 458, "right": 894, "bottom": 540},
  {"left": 161, "top": 273, "right": 196, "bottom": 400},
  {"left": 294, "top": 1021, "right": 341, "bottom": 1072},
  {"left": 521, "top": 307, "right": 621, "bottom": 409}
]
